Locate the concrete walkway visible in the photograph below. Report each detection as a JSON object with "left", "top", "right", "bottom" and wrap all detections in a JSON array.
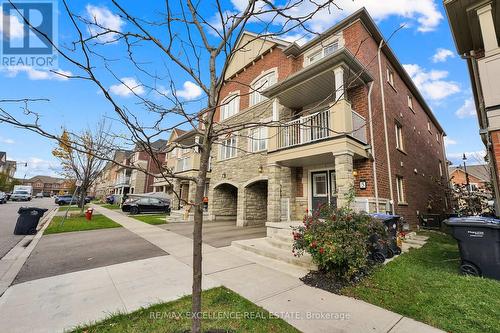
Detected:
[{"left": 0, "top": 205, "right": 444, "bottom": 333}]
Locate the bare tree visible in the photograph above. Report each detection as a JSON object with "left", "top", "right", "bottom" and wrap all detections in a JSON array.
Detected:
[
  {"left": 0, "top": 1, "right": 352, "bottom": 331},
  {"left": 52, "top": 121, "right": 113, "bottom": 214}
]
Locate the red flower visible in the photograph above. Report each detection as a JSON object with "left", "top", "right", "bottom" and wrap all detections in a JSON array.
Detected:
[
  {"left": 319, "top": 247, "right": 325, "bottom": 254},
  {"left": 311, "top": 241, "right": 317, "bottom": 249}
]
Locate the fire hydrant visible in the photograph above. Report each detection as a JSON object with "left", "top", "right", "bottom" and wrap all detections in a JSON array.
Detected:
[{"left": 85, "top": 208, "right": 94, "bottom": 221}]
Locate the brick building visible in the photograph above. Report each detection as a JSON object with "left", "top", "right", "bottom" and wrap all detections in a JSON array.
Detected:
[
  {"left": 444, "top": 0, "right": 500, "bottom": 212},
  {"left": 449, "top": 164, "right": 491, "bottom": 190},
  {"left": 23, "top": 176, "right": 73, "bottom": 196},
  {"left": 129, "top": 139, "right": 167, "bottom": 195},
  {"left": 207, "top": 8, "right": 449, "bottom": 229}
]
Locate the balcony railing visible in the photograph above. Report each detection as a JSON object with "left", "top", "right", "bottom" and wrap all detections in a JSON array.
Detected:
[
  {"left": 114, "top": 176, "right": 130, "bottom": 186},
  {"left": 351, "top": 111, "right": 367, "bottom": 143},
  {"left": 278, "top": 109, "right": 330, "bottom": 149}
]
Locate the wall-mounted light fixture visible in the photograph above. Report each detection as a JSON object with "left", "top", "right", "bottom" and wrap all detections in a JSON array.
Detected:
[
  {"left": 258, "top": 165, "right": 263, "bottom": 173},
  {"left": 222, "top": 172, "right": 226, "bottom": 179},
  {"left": 352, "top": 169, "right": 358, "bottom": 177}
]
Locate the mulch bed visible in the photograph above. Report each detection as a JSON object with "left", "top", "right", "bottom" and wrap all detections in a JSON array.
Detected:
[{"left": 300, "top": 265, "right": 376, "bottom": 294}]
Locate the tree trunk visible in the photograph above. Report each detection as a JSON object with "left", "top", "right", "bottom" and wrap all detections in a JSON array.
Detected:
[
  {"left": 79, "top": 184, "right": 87, "bottom": 215},
  {"left": 191, "top": 143, "right": 211, "bottom": 333}
]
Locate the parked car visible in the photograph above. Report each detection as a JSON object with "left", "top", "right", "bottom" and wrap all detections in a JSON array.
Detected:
[
  {"left": 0, "top": 192, "right": 6, "bottom": 204},
  {"left": 10, "top": 190, "right": 32, "bottom": 201},
  {"left": 5, "top": 192, "right": 11, "bottom": 200},
  {"left": 122, "top": 197, "right": 171, "bottom": 215},
  {"left": 35, "top": 193, "right": 44, "bottom": 198},
  {"left": 105, "top": 195, "right": 115, "bottom": 204},
  {"left": 56, "top": 195, "right": 91, "bottom": 206}
]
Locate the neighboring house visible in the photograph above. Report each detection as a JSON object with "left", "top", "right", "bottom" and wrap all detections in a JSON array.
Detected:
[
  {"left": 129, "top": 139, "right": 167, "bottom": 194},
  {"left": 93, "top": 150, "right": 132, "bottom": 198},
  {"left": 152, "top": 128, "right": 209, "bottom": 211},
  {"left": 207, "top": 8, "right": 449, "bottom": 228},
  {"left": 0, "top": 152, "right": 16, "bottom": 179},
  {"left": 449, "top": 164, "right": 491, "bottom": 190},
  {"left": 23, "top": 176, "right": 73, "bottom": 196},
  {"left": 444, "top": 0, "right": 500, "bottom": 210}
]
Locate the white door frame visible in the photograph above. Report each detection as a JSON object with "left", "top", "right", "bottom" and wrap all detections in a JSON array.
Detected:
[{"left": 307, "top": 167, "right": 336, "bottom": 214}]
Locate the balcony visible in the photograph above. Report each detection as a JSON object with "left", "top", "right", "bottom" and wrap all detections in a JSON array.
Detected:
[{"left": 114, "top": 176, "right": 130, "bottom": 187}]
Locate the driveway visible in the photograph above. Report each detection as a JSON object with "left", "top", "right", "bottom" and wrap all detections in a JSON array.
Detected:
[
  {"left": 0, "top": 197, "right": 55, "bottom": 259},
  {"left": 14, "top": 227, "right": 167, "bottom": 284},
  {"left": 160, "top": 221, "right": 267, "bottom": 248}
]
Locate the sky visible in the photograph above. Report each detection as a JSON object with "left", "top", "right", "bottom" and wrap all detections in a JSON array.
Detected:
[{"left": 0, "top": 0, "right": 485, "bottom": 178}]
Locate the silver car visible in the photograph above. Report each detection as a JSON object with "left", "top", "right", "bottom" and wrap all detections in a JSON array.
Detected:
[{"left": 0, "top": 192, "right": 6, "bottom": 204}]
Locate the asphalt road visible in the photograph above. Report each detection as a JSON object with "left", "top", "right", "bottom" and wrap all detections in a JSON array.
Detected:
[{"left": 0, "top": 197, "right": 56, "bottom": 259}]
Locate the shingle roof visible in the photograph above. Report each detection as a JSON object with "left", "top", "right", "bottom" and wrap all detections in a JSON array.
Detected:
[
  {"left": 449, "top": 164, "right": 491, "bottom": 182},
  {"left": 25, "top": 175, "right": 69, "bottom": 184}
]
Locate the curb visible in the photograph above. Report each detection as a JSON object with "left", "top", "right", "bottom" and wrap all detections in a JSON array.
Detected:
[{"left": 0, "top": 207, "right": 57, "bottom": 297}]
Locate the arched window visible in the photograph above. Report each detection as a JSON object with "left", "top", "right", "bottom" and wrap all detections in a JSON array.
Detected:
[
  {"left": 250, "top": 71, "right": 276, "bottom": 106},
  {"left": 220, "top": 94, "right": 240, "bottom": 121}
]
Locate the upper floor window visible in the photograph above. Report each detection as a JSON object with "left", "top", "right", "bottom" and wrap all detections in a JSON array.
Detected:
[
  {"left": 407, "top": 95, "right": 414, "bottom": 111},
  {"left": 307, "top": 40, "right": 340, "bottom": 64},
  {"left": 439, "top": 160, "right": 443, "bottom": 177},
  {"left": 427, "top": 120, "right": 431, "bottom": 133},
  {"left": 219, "top": 135, "right": 237, "bottom": 160},
  {"left": 387, "top": 67, "right": 395, "bottom": 87},
  {"left": 220, "top": 94, "right": 240, "bottom": 121},
  {"left": 250, "top": 71, "right": 276, "bottom": 106},
  {"left": 395, "top": 123, "right": 404, "bottom": 151},
  {"left": 396, "top": 176, "right": 406, "bottom": 204},
  {"left": 250, "top": 127, "right": 268, "bottom": 152}
]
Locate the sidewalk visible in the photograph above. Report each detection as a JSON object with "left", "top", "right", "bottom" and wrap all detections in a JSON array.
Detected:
[{"left": 0, "top": 205, "right": 444, "bottom": 333}]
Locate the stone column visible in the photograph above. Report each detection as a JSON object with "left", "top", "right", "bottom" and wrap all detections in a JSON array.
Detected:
[
  {"left": 334, "top": 66, "right": 345, "bottom": 102},
  {"left": 477, "top": 3, "right": 498, "bottom": 55},
  {"left": 267, "top": 164, "right": 282, "bottom": 223},
  {"left": 236, "top": 187, "right": 246, "bottom": 227},
  {"left": 335, "top": 153, "right": 354, "bottom": 208},
  {"left": 172, "top": 179, "right": 181, "bottom": 210}
]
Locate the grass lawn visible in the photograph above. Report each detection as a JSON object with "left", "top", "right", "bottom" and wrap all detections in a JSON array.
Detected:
[
  {"left": 132, "top": 214, "right": 168, "bottom": 225},
  {"left": 57, "top": 205, "right": 88, "bottom": 212},
  {"left": 100, "top": 203, "right": 121, "bottom": 210},
  {"left": 71, "top": 287, "right": 299, "bottom": 333},
  {"left": 342, "top": 232, "right": 500, "bottom": 333},
  {"left": 44, "top": 215, "right": 121, "bottom": 235}
]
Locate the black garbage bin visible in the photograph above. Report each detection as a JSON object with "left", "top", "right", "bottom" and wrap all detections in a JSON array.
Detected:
[
  {"left": 369, "top": 213, "right": 402, "bottom": 262},
  {"left": 14, "top": 207, "right": 48, "bottom": 235},
  {"left": 444, "top": 217, "right": 500, "bottom": 280}
]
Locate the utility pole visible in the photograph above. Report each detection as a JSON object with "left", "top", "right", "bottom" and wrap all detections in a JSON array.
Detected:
[{"left": 463, "top": 153, "right": 472, "bottom": 214}]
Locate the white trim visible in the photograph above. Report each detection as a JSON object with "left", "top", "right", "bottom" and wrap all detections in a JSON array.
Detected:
[
  {"left": 220, "top": 91, "right": 240, "bottom": 121},
  {"left": 307, "top": 167, "right": 336, "bottom": 213},
  {"left": 249, "top": 68, "right": 278, "bottom": 107}
]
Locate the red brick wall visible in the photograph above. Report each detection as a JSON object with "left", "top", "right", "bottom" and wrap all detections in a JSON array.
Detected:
[
  {"left": 217, "top": 47, "right": 300, "bottom": 121},
  {"left": 344, "top": 20, "right": 448, "bottom": 226},
  {"left": 450, "top": 169, "right": 486, "bottom": 188},
  {"left": 491, "top": 130, "right": 500, "bottom": 189}
]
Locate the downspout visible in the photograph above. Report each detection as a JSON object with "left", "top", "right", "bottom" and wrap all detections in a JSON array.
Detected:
[
  {"left": 377, "top": 40, "right": 395, "bottom": 214},
  {"left": 367, "top": 81, "right": 380, "bottom": 212}
]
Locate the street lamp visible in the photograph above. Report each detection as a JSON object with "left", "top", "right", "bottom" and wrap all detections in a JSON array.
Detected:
[{"left": 462, "top": 154, "right": 470, "bottom": 193}]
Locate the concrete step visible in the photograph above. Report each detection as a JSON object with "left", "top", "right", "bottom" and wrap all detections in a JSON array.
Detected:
[
  {"left": 231, "top": 238, "right": 316, "bottom": 270},
  {"left": 409, "top": 235, "right": 429, "bottom": 242},
  {"left": 266, "top": 237, "right": 293, "bottom": 251},
  {"left": 403, "top": 238, "right": 426, "bottom": 246},
  {"left": 221, "top": 246, "right": 310, "bottom": 278},
  {"left": 269, "top": 232, "right": 294, "bottom": 244}
]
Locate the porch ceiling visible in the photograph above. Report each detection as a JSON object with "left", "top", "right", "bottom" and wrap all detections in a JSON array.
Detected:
[{"left": 263, "top": 48, "right": 373, "bottom": 109}]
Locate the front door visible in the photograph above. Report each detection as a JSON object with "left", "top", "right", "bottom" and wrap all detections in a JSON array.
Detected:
[{"left": 311, "top": 170, "right": 337, "bottom": 213}]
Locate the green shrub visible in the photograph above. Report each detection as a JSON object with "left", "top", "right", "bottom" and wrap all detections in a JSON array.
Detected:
[{"left": 292, "top": 204, "right": 387, "bottom": 280}]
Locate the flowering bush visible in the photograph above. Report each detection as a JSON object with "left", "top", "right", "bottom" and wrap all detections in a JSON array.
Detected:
[{"left": 292, "top": 204, "right": 387, "bottom": 281}]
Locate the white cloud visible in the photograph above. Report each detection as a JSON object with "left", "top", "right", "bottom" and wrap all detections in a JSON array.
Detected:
[
  {"left": 1, "top": 66, "right": 72, "bottom": 80},
  {"left": 230, "top": 0, "right": 443, "bottom": 33},
  {"left": 0, "top": 137, "right": 15, "bottom": 144},
  {"left": 444, "top": 137, "right": 457, "bottom": 147},
  {"left": 432, "top": 48, "right": 455, "bottom": 63},
  {"left": 456, "top": 98, "right": 476, "bottom": 119},
  {"left": 12, "top": 156, "right": 62, "bottom": 178},
  {"left": 86, "top": 5, "right": 124, "bottom": 42},
  {"left": 403, "top": 64, "right": 460, "bottom": 101},
  {"left": 447, "top": 151, "right": 486, "bottom": 165},
  {"left": 176, "top": 81, "right": 203, "bottom": 100},
  {"left": 109, "top": 77, "right": 145, "bottom": 97},
  {"left": 0, "top": 5, "right": 24, "bottom": 39}
]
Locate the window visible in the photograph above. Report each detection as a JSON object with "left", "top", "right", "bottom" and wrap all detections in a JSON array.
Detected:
[
  {"left": 395, "top": 123, "right": 404, "bottom": 151},
  {"left": 250, "top": 127, "right": 268, "bottom": 152},
  {"left": 427, "top": 120, "right": 431, "bottom": 133},
  {"left": 307, "top": 40, "right": 340, "bottom": 64},
  {"left": 313, "top": 174, "right": 328, "bottom": 197},
  {"left": 387, "top": 67, "right": 395, "bottom": 87},
  {"left": 250, "top": 72, "right": 276, "bottom": 106},
  {"left": 436, "top": 133, "right": 440, "bottom": 143},
  {"left": 396, "top": 176, "right": 405, "bottom": 204},
  {"left": 220, "top": 94, "right": 239, "bottom": 121},
  {"left": 407, "top": 95, "right": 414, "bottom": 111},
  {"left": 219, "top": 136, "right": 237, "bottom": 160},
  {"left": 439, "top": 160, "right": 443, "bottom": 177}
]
